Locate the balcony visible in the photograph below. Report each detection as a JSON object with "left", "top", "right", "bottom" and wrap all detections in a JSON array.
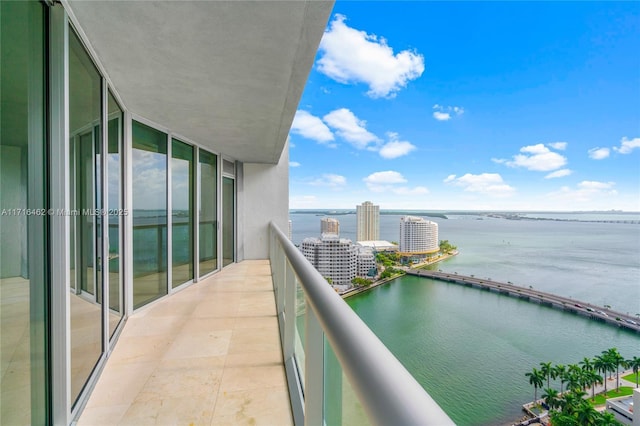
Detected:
[
  {"left": 78, "top": 260, "right": 292, "bottom": 425},
  {"left": 78, "top": 223, "right": 453, "bottom": 425}
]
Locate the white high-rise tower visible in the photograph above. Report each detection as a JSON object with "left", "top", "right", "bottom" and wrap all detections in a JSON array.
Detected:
[
  {"left": 399, "top": 216, "right": 439, "bottom": 254},
  {"left": 356, "top": 201, "right": 380, "bottom": 242}
]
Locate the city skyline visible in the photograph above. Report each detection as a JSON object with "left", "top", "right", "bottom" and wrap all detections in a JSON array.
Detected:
[{"left": 288, "top": 2, "right": 640, "bottom": 212}]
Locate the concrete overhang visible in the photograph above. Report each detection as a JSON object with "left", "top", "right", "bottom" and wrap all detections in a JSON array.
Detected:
[{"left": 65, "top": 0, "right": 333, "bottom": 164}]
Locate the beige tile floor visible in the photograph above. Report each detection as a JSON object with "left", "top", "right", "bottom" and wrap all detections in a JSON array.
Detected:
[{"left": 78, "top": 260, "right": 293, "bottom": 426}]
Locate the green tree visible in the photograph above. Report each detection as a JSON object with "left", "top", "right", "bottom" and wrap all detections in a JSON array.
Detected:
[
  {"left": 553, "top": 364, "right": 567, "bottom": 393},
  {"left": 540, "top": 361, "right": 553, "bottom": 389},
  {"left": 542, "top": 387, "right": 560, "bottom": 410},
  {"left": 603, "top": 348, "right": 627, "bottom": 392},
  {"left": 526, "top": 368, "right": 544, "bottom": 403},
  {"left": 578, "top": 357, "right": 592, "bottom": 372},
  {"left": 593, "top": 355, "right": 610, "bottom": 393},
  {"left": 548, "top": 411, "right": 579, "bottom": 426},
  {"left": 574, "top": 401, "right": 599, "bottom": 425},
  {"left": 583, "top": 369, "right": 602, "bottom": 401},
  {"left": 628, "top": 355, "right": 640, "bottom": 388}
]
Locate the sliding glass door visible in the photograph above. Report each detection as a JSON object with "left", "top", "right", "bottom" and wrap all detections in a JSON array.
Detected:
[
  {"left": 171, "top": 139, "right": 194, "bottom": 288},
  {"left": 132, "top": 121, "right": 168, "bottom": 309},
  {"left": 199, "top": 150, "right": 217, "bottom": 276},
  {"left": 68, "top": 26, "right": 103, "bottom": 407},
  {"left": 0, "top": 1, "right": 48, "bottom": 423}
]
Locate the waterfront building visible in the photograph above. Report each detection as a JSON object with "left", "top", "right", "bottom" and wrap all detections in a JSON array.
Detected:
[
  {"left": 321, "top": 217, "right": 340, "bottom": 235},
  {"left": 356, "top": 246, "right": 377, "bottom": 277},
  {"left": 288, "top": 219, "right": 293, "bottom": 240},
  {"left": 356, "top": 201, "right": 380, "bottom": 241},
  {"left": 301, "top": 234, "right": 357, "bottom": 285},
  {"left": 399, "top": 216, "right": 440, "bottom": 255}
]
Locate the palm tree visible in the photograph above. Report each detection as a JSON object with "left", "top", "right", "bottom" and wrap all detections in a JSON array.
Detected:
[
  {"left": 554, "top": 364, "right": 567, "bottom": 393},
  {"left": 540, "top": 361, "right": 553, "bottom": 389},
  {"left": 593, "top": 355, "right": 609, "bottom": 393},
  {"left": 526, "top": 368, "right": 544, "bottom": 403},
  {"left": 542, "top": 387, "right": 560, "bottom": 411},
  {"left": 574, "top": 401, "right": 599, "bottom": 425},
  {"left": 599, "top": 411, "right": 620, "bottom": 424},
  {"left": 604, "top": 348, "right": 627, "bottom": 392},
  {"left": 578, "top": 356, "right": 592, "bottom": 372},
  {"left": 628, "top": 355, "right": 640, "bottom": 388},
  {"left": 565, "top": 364, "right": 583, "bottom": 392},
  {"left": 583, "top": 369, "right": 602, "bottom": 401},
  {"left": 548, "top": 411, "right": 579, "bottom": 426}
]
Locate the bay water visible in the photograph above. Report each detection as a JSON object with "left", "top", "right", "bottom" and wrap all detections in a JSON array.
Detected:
[{"left": 290, "top": 211, "right": 640, "bottom": 425}]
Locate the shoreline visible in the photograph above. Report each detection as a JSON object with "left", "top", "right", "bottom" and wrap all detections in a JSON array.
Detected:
[{"left": 341, "top": 250, "right": 458, "bottom": 299}]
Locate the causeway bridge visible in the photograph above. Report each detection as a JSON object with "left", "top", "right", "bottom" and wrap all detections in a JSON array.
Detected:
[{"left": 406, "top": 269, "right": 640, "bottom": 334}]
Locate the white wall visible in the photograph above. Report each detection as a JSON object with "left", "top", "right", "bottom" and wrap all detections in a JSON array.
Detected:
[{"left": 238, "top": 140, "right": 289, "bottom": 260}]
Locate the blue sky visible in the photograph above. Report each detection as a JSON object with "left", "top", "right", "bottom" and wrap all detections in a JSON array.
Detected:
[{"left": 288, "top": 2, "right": 640, "bottom": 211}]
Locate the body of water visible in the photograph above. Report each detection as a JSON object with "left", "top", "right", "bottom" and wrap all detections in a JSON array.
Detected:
[{"left": 290, "top": 211, "right": 640, "bottom": 425}]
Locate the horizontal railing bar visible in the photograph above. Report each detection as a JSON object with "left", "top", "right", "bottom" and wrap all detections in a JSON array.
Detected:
[{"left": 270, "top": 222, "right": 454, "bottom": 426}]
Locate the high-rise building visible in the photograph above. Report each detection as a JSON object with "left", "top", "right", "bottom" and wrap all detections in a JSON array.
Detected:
[
  {"left": 356, "top": 201, "right": 380, "bottom": 241},
  {"left": 301, "top": 234, "right": 357, "bottom": 285},
  {"left": 399, "top": 216, "right": 439, "bottom": 254},
  {"left": 321, "top": 217, "right": 340, "bottom": 235}
]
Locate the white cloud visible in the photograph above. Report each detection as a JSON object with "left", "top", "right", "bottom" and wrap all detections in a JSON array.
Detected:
[
  {"left": 378, "top": 132, "right": 416, "bottom": 159},
  {"left": 494, "top": 143, "right": 567, "bottom": 172},
  {"left": 289, "top": 161, "right": 301, "bottom": 168},
  {"left": 432, "top": 104, "right": 464, "bottom": 121},
  {"left": 588, "top": 147, "right": 610, "bottom": 160},
  {"left": 613, "top": 136, "right": 640, "bottom": 154},
  {"left": 433, "top": 112, "right": 451, "bottom": 121},
  {"left": 364, "top": 171, "right": 407, "bottom": 186},
  {"left": 363, "top": 170, "right": 427, "bottom": 195},
  {"left": 310, "top": 174, "right": 346, "bottom": 188},
  {"left": 317, "top": 14, "right": 424, "bottom": 98},
  {"left": 323, "top": 108, "right": 380, "bottom": 149},
  {"left": 444, "top": 173, "right": 515, "bottom": 197},
  {"left": 291, "top": 110, "right": 334, "bottom": 143},
  {"left": 548, "top": 142, "right": 568, "bottom": 151},
  {"left": 548, "top": 181, "right": 617, "bottom": 203},
  {"left": 545, "top": 169, "right": 572, "bottom": 179}
]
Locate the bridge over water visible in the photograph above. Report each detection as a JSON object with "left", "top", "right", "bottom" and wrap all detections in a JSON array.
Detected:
[{"left": 406, "top": 269, "right": 640, "bottom": 334}]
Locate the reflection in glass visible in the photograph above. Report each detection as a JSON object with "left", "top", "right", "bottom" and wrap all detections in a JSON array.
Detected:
[
  {"left": 223, "top": 176, "right": 235, "bottom": 267},
  {"left": 199, "top": 150, "right": 217, "bottom": 276},
  {"left": 69, "top": 26, "right": 104, "bottom": 407},
  {"left": 172, "top": 140, "right": 194, "bottom": 288},
  {"left": 0, "top": 1, "right": 48, "bottom": 423},
  {"left": 107, "top": 91, "right": 123, "bottom": 337},
  {"left": 132, "top": 121, "right": 168, "bottom": 308}
]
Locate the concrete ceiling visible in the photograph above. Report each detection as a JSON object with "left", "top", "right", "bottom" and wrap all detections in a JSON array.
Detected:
[{"left": 66, "top": 0, "right": 333, "bottom": 164}]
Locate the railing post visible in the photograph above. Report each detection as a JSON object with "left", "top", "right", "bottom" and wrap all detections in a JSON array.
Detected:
[{"left": 304, "top": 305, "right": 324, "bottom": 426}]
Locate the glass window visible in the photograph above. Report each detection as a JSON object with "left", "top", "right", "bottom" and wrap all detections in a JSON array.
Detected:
[
  {"left": 132, "top": 121, "right": 168, "bottom": 308},
  {"left": 171, "top": 139, "right": 194, "bottom": 288},
  {"left": 0, "top": 1, "right": 48, "bottom": 423},
  {"left": 199, "top": 149, "right": 217, "bottom": 276},
  {"left": 107, "top": 91, "right": 123, "bottom": 337},
  {"left": 69, "top": 25, "right": 103, "bottom": 407}
]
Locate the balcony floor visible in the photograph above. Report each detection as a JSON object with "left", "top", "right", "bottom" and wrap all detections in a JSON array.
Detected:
[{"left": 78, "top": 260, "right": 293, "bottom": 425}]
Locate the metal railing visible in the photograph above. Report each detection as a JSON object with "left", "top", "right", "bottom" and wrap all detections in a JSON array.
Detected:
[{"left": 269, "top": 222, "right": 454, "bottom": 426}]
